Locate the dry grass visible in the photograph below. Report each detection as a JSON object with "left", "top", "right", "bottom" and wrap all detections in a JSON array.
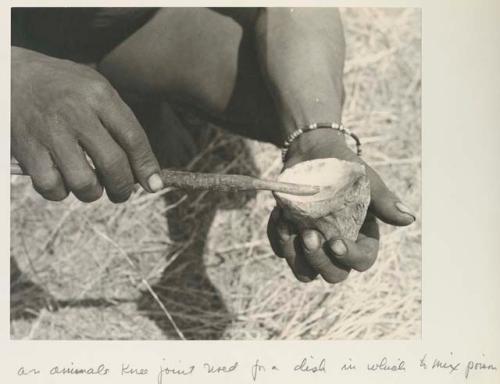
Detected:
[{"left": 10, "top": 8, "right": 421, "bottom": 340}]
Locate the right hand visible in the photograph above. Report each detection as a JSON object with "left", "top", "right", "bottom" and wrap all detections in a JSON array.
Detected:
[{"left": 11, "top": 47, "right": 163, "bottom": 203}]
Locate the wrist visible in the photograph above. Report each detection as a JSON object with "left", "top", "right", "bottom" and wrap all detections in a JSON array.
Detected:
[{"left": 284, "top": 127, "right": 351, "bottom": 168}]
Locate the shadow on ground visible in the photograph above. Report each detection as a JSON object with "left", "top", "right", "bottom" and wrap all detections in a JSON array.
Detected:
[
  {"left": 134, "top": 102, "right": 258, "bottom": 339},
  {"left": 10, "top": 257, "right": 131, "bottom": 321}
]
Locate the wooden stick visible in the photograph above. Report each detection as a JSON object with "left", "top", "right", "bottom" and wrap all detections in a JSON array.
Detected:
[
  {"left": 10, "top": 161, "right": 319, "bottom": 196},
  {"left": 160, "top": 169, "right": 320, "bottom": 195}
]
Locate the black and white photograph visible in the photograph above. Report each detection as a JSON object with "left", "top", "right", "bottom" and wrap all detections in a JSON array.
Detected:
[{"left": 10, "top": 7, "right": 421, "bottom": 340}]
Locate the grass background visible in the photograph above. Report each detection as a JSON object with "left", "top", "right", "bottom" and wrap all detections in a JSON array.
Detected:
[{"left": 10, "top": 8, "right": 421, "bottom": 340}]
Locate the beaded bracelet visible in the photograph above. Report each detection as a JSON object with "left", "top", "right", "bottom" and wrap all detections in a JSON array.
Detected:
[{"left": 281, "top": 122, "right": 362, "bottom": 162}]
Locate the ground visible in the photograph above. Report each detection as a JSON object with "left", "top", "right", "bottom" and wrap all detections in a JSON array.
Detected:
[{"left": 10, "top": 8, "right": 421, "bottom": 340}]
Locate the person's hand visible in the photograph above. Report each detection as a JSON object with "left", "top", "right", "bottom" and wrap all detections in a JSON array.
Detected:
[
  {"left": 267, "top": 129, "right": 415, "bottom": 283},
  {"left": 11, "top": 47, "right": 163, "bottom": 203}
]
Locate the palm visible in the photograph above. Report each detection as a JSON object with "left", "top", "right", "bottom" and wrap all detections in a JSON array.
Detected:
[{"left": 269, "top": 137, "right": 414, "bottom": 283}]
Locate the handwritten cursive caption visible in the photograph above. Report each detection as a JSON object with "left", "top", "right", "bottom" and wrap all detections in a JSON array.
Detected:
[{"left": 15, "top": 354, "right": 497, "bottom": 382}]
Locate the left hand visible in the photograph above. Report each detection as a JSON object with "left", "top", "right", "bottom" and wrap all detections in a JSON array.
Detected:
[{"left": 267, "top": 130, "right": 415, "bottom": 283}]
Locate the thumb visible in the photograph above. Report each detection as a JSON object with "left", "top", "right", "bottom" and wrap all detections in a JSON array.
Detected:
[
  {"left": 366, "top": 165, "right": 416, "bottom": 226},
  {"left": 127, "top": 135, "right": 163, "bottom": 194},
  {"left": 100, "top": 96, "right": 163, "bottom": 193}
]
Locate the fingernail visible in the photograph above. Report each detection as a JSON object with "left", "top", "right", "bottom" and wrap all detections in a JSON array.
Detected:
[
  {"left": 395, "top": 202, "right": 416, "bottom": 221},
  {"left": 147, "top": 174, "right": 164, "bottom": 193},
  {"left": 332, "top": 239, "right": 347, "bottom": 257},
  {"left": 302, "top": 230, "right": 320, "bottom": 252}
]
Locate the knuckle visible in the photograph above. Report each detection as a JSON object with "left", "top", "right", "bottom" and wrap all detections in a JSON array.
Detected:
[
  {"left": 267, "top": 229, "right": 286, "bottom": 258},
  {"left": 88, "top": 80, "right": 112, "bottom": 98},
  {"left": 33, "top": 173, "right": 68, "bottom": 201},
  {"left": 84, "top": 80, "right": 114, "bottom": 106},
  {"left": 100, "top": 163, "right": 134, "bottom": 203},
  {"left": 48, "top": 188, "right": 70, "bottom": 201},
  {"left": 68, "top": 174, "right": 103, "bottom": 202},
  {"left": 280, "top": 238, "right": 292, "bottom": 252},
  {"left": 288, "top": 259, "right": 316, "bottom": 282},
  {"left": 270, "top": 238, "right": 288, "bottom": 258},
  {"left": 355, "top": 257, "right": 376, "bottom": 272},
  {"left": 121, "top": 127, "right": 142, "bottom": 147},
  {"left": 70, "top": 175, "right": 98, "bottom": 193},
  {"left": 294, "top": 273, "right": 316, "bottom": 283},
  {"left": 100, "top": 149, "right": 128, "bottom": 173},
  {"left": 306, "top": 252, "right": 329, "bottom": 270},
  {"left": 277, "top": 219, "right": 293, "bottom": 239},
  {"left": 77, "top": 188, "right": 103, "bottom": 203},
  {"left": 267, "top": 220, "right": 291, "bottom": 252},
  {"left": 126, "top": 136, "right": 157, "bottom": 172},
  {"left": 323, "top": 269, "right": 350, "bottom": 284},
  {"left": 33, "top": 172, "right": 61, "bottom": 194}
]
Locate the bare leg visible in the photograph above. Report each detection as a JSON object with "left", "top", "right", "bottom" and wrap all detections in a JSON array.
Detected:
[{"left": 97, "top": 8, "right": 281, "bottom": 145}]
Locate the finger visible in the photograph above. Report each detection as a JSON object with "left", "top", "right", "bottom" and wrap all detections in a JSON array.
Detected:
[
  {"left": 267, "top": 208, "right": 317, "bottom": 282},
  {"left": 50, "top": 135, "right": 103, "bottom": 203},
  {"left": 288, "top": 237, "right": 319, "bottom": 283},
  {"left": 267, "top": 207, "right": 288, "bottom": 258},
  {"left": 327, "top": 215, "right": 380, "bottom": 272},
  {"left": 17, "top": 143, "right": 68, "bottom": 201},
  {"left": 300, "top": 229, "right": 350, "bottom": 284},
  {"left": 78, "top": 123, "right": 135, "bottom": 203},
  {"left": 365, "top": 164, "right": 416, "bottom": 226},
  {"left": 97, "top": 92, "right": 162, "bottom": 193}
]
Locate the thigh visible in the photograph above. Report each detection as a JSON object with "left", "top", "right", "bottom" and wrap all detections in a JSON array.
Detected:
[
  {"left": 12, "top": 8, "right": 159, "bottom": 63},
  {"left": 130, "top": 102, "right": 199, "bottom": 169},
  {"left": 97, "top": 8, "right": 281, "bottom": 145}
]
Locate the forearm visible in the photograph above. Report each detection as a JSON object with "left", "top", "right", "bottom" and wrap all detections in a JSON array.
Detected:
[{"left": 253, "top": 8, "right": 348, "bottom": 158}]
